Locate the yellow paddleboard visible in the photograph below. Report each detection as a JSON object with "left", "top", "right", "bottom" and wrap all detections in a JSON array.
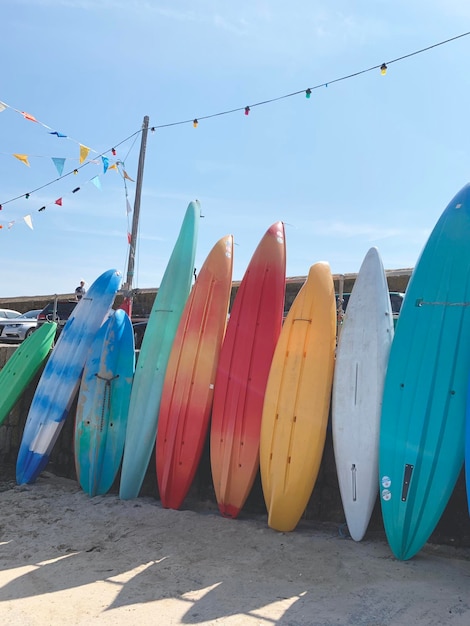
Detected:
[{"left": 259, "top": 262, "right": 336, "bottom": 531}]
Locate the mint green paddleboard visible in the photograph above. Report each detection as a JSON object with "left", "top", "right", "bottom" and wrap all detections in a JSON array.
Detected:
[
  {"left": 120, "top": 201, "right": 200, "bottom": 499},
  {"left": 379, "top": 183, "right": 470, "bottom": 560},
  {"left": 0, "top": 322, "right": 57, "bottom": 426}
]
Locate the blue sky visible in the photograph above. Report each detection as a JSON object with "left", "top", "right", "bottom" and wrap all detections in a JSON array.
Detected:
[{"left": 1, "top": 1, "right": 470, "bottom": 298}]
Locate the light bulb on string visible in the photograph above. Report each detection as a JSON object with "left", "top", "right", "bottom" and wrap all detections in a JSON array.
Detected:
[
  {"left": 244, "top": 106, "right": 250, "bottom": 116},
  {"left": 73, "top": 169, "right": 78, "bottom": 175},
  {"left": 112, "top": 148, "right": 117, "bottom": 155},
  {"left": 193, "top": 119, "right": 198, "bottom": 128},
  {"left": 305, "top": 89, "right": 312, "bottom": 99},
  {"left": 380, "top": 63, "right": 387, "bottom": 75},
  {"left": 25, "top": 193, "right": 30, "bottom": 199}
]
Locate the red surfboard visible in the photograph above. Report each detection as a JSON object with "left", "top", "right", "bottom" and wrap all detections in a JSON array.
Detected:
[
  {"left": 156, "top": 235, "right": 234, "bottom": 509},
  {"left": 210, "top": 222, "right": 286, "bottom": 518}
]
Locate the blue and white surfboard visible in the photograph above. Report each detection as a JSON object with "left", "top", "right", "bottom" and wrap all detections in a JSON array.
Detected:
[{"left": 16, "top": 269, "right": 121, "bottom": 484}]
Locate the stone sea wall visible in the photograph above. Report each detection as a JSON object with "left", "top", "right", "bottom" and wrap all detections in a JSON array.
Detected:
[{"left": 0, "top": 269, "right": 413, "bottom": 318}]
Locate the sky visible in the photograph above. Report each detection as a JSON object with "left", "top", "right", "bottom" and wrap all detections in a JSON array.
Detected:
[{"left": 1, "top": 0, "right": 470, "bottom": 298}]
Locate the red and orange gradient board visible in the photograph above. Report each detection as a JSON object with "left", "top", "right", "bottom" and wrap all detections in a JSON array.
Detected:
[{"left": 156, "top": 235, "right": 233, "bottom": 509}]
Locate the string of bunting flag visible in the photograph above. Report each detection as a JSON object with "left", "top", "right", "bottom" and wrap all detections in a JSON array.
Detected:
[
  {"left": 0, "top": 160, "right": 135, "bottom": 231},
  {"left": 0, "top": 100, "right": 140, "bottom": 231},
  {"left": 0, "top": 29, "right": 469, "bottom": 230},
  {"left": 0, "top": 101, "right": 141, "bottom": 209}
]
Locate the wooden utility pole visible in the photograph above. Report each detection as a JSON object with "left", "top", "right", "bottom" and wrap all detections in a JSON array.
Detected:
[{"left": 121, "top": 115, "right": 149, "bottom": 316}]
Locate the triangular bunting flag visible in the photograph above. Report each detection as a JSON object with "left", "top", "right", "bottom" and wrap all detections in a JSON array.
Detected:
[
  {"left": 8, "top": 220, "right": 16, "bottom": 229},
  {"left": 55, "top": 198, "right": 63, "bottom": 206},
  {"left": 123, "top": 170, "right": 135, "bottom": 182},
  {"left": 102, "top": 156, "right": 109, "bottom": 174},
  {"left": 22, "top": 112, "right": 37, "bottom": 122},
  {"left": 91, "top": 176, "right": 102, "bottom": 191},
  {"left": 0, "top": 102, "right": 6, "bottom": 113},
  {"left": 126, "top": 199, "right": 132, "bottom": 214},
  {"left": 23, "top": 215, "right": 33, "bottom": 230},
  {"left": 79, "top": 144, "right": 90, "bottom": 163},
  {"left": 52, "top": 157, "right": 66, "bottom": 176},
  {"left": 13, "top": 154, "right": 30, "bottom": 167},
  {"left": 108, "top": 163, "right": 117, "bottom": 171}
]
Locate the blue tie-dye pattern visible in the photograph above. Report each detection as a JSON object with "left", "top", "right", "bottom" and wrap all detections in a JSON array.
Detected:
[{"left": 16, "top": 269, "right": 121, "bottom": 485}]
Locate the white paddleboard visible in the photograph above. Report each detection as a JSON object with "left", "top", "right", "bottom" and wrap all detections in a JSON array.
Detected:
[{"left": 332, "top": 247, "right": 394, "bottom": 541}]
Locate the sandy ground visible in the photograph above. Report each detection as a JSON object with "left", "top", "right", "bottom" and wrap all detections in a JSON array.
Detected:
[{"left": 0, "top": 472, "right": 469, "bottom": 626}]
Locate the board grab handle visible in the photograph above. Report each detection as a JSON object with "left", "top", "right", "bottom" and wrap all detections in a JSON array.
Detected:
[
  {"left": 401, "top": 463, "right": 414, "bottom": 501},
  {"left": 415, "top": 298, "right": 470, "bottom": 307},
  {"left": 351, "top": 464, "right": 357, "bottom": 501}
]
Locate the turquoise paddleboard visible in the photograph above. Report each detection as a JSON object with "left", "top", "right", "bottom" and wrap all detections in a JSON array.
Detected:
[
  {"left": 119, "top": 201, "right": 199, "bottom": 499},
  {"left": 0, "top": 322, "right": 57, "bottom": 426},
  {"left": 379, "top": 183, "right": 470, "bottom": 560},
  {"left": 16, "top": 269, "right": 122, "bottom": 485},
  {"left": 467, "top": 382, "right": 470, "bottom": 514},
  {"left": 74, "top": 309, "right": 135, "bottom": 496}
]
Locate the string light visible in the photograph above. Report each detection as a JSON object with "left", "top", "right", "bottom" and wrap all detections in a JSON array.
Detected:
[
  {"left": 1, "top": 30, "right": 469, "bottom": 217},
  {"left": 25, "top": 193, "right": 30, "bottom": 199},
  {"left": 150, "top": 31, "right": 470, "bottom": 132}
]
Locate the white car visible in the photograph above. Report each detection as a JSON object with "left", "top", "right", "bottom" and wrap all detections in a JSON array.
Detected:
[
  {"left": 0, "top": 309, "right": 41, "bottom": 342},
  {"left": 0, "top": 308, "right": 21, "bottom": 320}
]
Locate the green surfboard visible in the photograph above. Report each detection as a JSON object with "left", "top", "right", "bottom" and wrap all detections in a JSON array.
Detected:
[{"left": 0, "top": 322, "right": 57, "bottom": 425}]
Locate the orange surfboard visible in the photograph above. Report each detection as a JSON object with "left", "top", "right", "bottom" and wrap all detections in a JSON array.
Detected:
[
  {"left": 210, "top": 222, "right": 286, "bottom": 518},
  {"left": 156, "top": 235, "right": 233, "bottom": 509},
  {"left": 260, "top": 262, "right": 336, "bottom": 532}
]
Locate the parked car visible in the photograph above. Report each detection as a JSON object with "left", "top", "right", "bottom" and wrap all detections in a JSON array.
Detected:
[
  {"left": 0, "top": 308, "right": 23, "bottom": 342},
  {"left": 0, "top": 309, "right": 42, "bottom": 342},
  {"left": 36, "top": 300, "right": 78, "bottom": 337},
  {"left": 0, "top": 308, "right": 22, "bottom": 318},
  {"left": 132, "top": 320, "right": 148, "bottom": 350},
  {"left": 336, "top": 291, "right": 405, "bottom": 327}
]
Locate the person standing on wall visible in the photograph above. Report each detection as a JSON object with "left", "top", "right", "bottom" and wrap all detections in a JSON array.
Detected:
[{"left": 75, "top": 280, "right": 86, "bottom": 301}]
